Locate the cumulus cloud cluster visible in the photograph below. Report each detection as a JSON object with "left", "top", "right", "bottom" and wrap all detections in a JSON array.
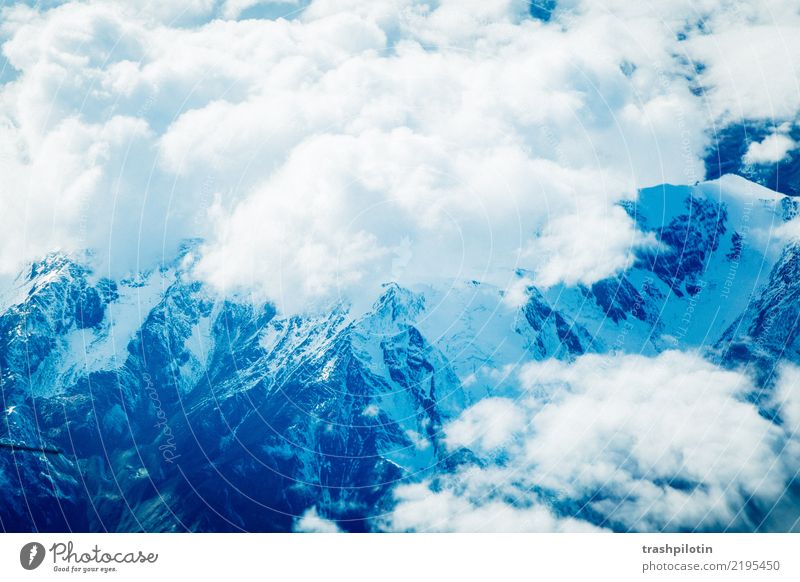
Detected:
[
  {"left": 2, "top": 0, "right": 798, "bottom": 309},
  {"left": 382, "top": 353, "right": 800, "bottom": 532}
]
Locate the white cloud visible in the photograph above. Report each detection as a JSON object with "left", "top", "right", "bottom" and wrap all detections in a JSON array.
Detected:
[
  {"left": 0, "top": 0, "right": 798, "bottom": 311},
  {"left": 527, "top": 207, "right": 658, "bottom": 288},
  {"left": 773, "top": 216, "right": 800, "bottom": 242},
  {"left": 772, "top": 364, "right": 800, "bottom": 445},
  {"left": 294, "top": 507, "right": 343, "bottom": 533},
  {"left": 362, "top": 403, "right": 380, "bottom": 417},
  {"left": 445, "top": 397, "right": 525, "bottom": 451},
  {"left": 688, "top": 24, "right": 800, "bottom": 122},
  {"left": 383, "top": 481, "right": 603, "bottom": 532},
  {"left": 559, "top": 0, "right": 800, "bottom": 122},
  {"left": 520, "top": 352, "right": 789, "bottom": 530},
  {"left": 744, "top": 132, "right": 797, "bottom": 165},
  {"left": 383, "top": 352, "right": 799, "bottom": 532}
]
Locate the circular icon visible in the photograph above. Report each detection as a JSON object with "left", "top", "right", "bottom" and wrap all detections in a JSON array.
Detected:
[{"left": 20, "top": 542, "right": 46, "bottom": 570}]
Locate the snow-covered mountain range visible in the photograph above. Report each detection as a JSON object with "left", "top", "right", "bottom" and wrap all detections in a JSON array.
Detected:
[{"left": 2, "top": 174, "right": 798, "bottom": 532}]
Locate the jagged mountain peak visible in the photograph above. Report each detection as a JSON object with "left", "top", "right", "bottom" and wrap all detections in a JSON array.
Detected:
[{"left": 363, "top": 282, "right": 426, "bottom": 325}]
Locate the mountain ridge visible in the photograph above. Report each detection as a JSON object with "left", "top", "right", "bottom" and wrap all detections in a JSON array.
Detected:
[{"left": 2, "top": 174, "right": 799, "bottom": 532}]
